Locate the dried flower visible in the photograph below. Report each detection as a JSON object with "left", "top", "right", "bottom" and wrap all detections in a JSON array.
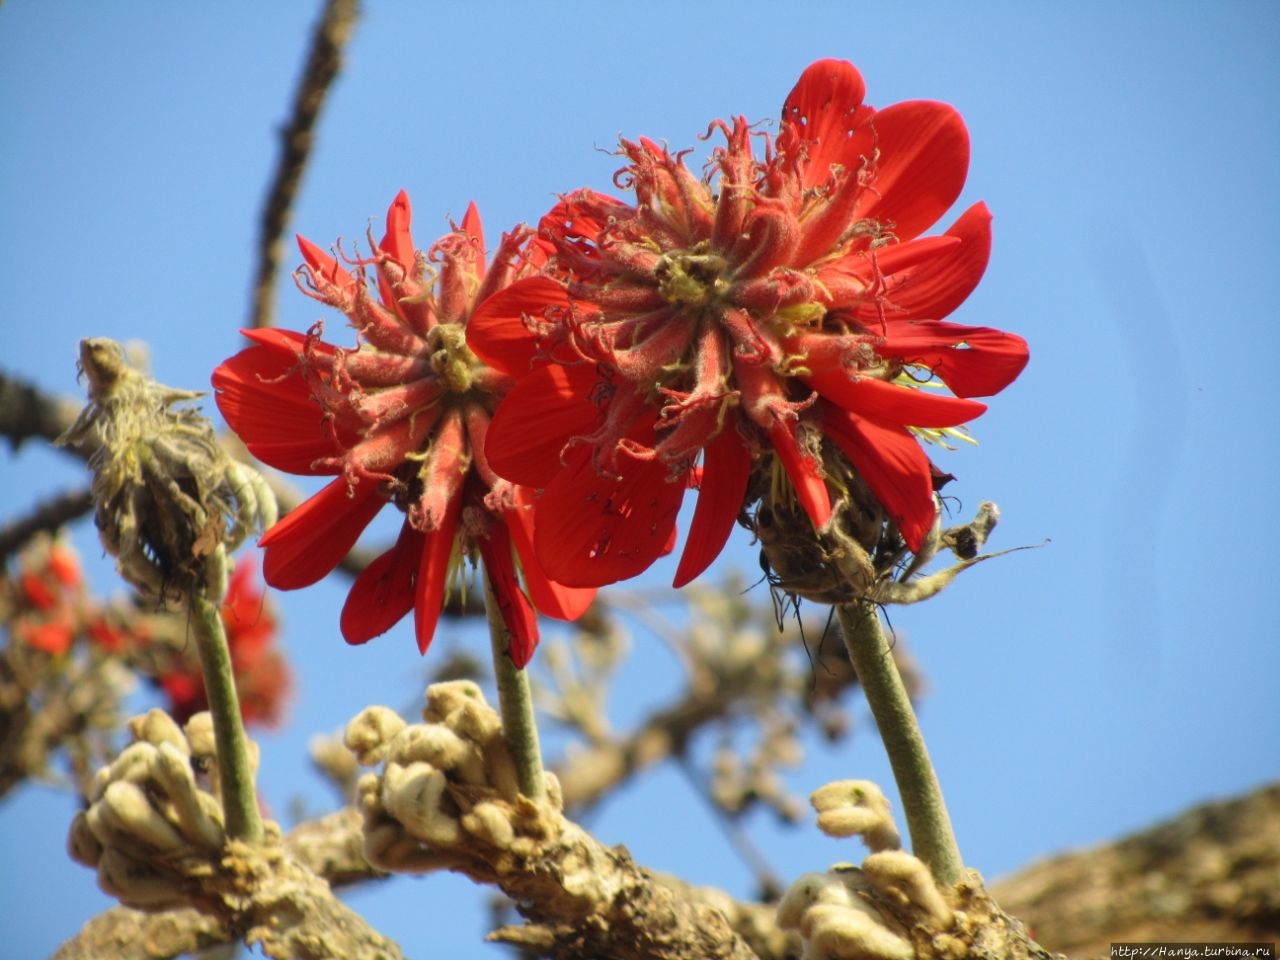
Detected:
[
  {"left": 58, "top": 339, "right": 276, "bottom": 603},
  {"left": 214, "top": 193, "right": 594, "bottom": 665},
  {"left": 467, "top": 60, "right": 1028, "bottom": 589}
]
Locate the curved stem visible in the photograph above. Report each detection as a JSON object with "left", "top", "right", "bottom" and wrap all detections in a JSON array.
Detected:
[
  {"left": 190, "top": 588, "right": 264, "bottom": 844},
  {"left": 483, "top": 569, "right": 546, "bottom": 801},
  {"left": 837, "top": 599, "right": 961, "bottom": 885}
]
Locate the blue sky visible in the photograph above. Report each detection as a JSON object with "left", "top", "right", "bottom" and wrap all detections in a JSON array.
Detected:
[{"left": 3, "top": 3, "right": 1279, "bottom": 957}]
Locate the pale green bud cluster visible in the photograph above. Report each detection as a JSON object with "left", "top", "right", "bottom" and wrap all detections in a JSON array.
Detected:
[
  {"left": 777, "top": 779, "right": 958, "bottom": 960},
  {"left": 345, "top": 681, "right": 562, "bottom": 875},
  {"left": 68, "top": 708, "right": 258, "bottom": 909}
]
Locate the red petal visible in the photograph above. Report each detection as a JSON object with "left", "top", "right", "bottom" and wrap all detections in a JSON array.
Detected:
[
  {"left": 879, "top": 319, "right": 1030, "bottom": 398},
  {"left": 485, "top": 363, "right": 602, "bottom": 486},
  {"left": 240, "top": 326, "right": 324, "bottom": 354},
  {"left": 803, "top": 373, "right": 987, "bottom": 428},
  {"left": 466, "top": 276, "right": 571, "bottom": 375},
  {"left": 822, "top": 408, "right": 934, "bottom": 551},
  {"left": 768, "top": 419, "right": 832, "bottom": 530},
  {"left": 213, "top": 343, "right": 339, "bottom": 474},
  {"left": 535, "top": 441, "right": 685, "bottom": 588},
  {"left": 340, "top": 522, "right": 421, "bottom": 645},
  {"left": 871, "top": 201, "right": 991, "bottom": 320},
  {"left": 505, "top": 488, "right": 597, "bottom": 621},
  {"left": 826, "top": 202, "right": 992, "bottom": 324},
  {"left": 381, "top": 190, "right": 416, "bottom": 273},
  {"left": 853, "top": 100, "right": 970, "bottom": 242},
  {"left": 781, "top": 59, "right": 870, "bottom": 191},
  {"left": 460, "top": 200, "right": 485, "bottom": 268},
  {"left": 376, "top": 190, "right": 416, "bottom": 315},
  {"left": 297, "top": 234, "right": 356, "bottom": 290},
  {"left": 260, "top": 478, "right": 384, "bottom": 589},
  {"left": 818, "top": 233, "right": 962, "bottom": 312},
  {"left": 477, "top": 523, "right": 540, "bottom": 668},
  {"left": 673, "top": 425, "right": 752, "bottom": 587},
  {"left": 411, "top": 495, "right": 462, "bottom": 655}
]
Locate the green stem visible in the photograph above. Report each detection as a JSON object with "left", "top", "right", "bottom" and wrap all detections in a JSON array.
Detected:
[
  {"left": 837, "top": 599, "right": 962, "bottom": 885},
  {"left": 190, "top": 588, "right": 263, "bottom": 844},
  {"left": 483, "top": 570, "right": 546, "bottom": 801}
]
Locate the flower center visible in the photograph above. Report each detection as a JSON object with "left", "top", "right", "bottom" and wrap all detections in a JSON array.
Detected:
[
  {"left": 427, "top": 325, "right": 479, "bottom": 396},
  {"left": 654, "top": 248, "right": 729, "bottom": 309}
]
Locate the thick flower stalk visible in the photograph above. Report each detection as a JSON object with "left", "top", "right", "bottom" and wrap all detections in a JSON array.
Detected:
[
  {"left": 214, "top": 193, "right": 594, "bottom": 666},
  {"left": 467, "top": 59, "right": 1029, "bottom": 588},
  {"left": 157, "top": 559, "right": 291, "bottom": 728}
]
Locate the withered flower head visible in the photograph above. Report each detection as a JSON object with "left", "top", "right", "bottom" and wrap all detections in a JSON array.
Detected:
[{"left": 58, "top": 339, "right": 277, "bottom": 602}]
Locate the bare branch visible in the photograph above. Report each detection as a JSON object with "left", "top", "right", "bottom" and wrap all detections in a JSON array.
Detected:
[
  {"left": 0, "top": 487, "right": 93, "bottom": 565},
  {"left": 993, "top": 782, "right": 1280, "bottom": 955},
  {"left": 54, "top": 835, "right": 404, "bottom": 960},
  {"left": 0, "top": 370, "right": 84, "bottom": 454},
  {"left": 51, "top": 905, "right": 229, "bottom": 960},
  {"left": 248, "top": 0, "right": 360, "bottom": 331}
]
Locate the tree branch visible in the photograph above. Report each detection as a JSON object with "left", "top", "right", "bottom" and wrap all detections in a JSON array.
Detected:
[
  {"left": 347, "top": 683, "right": 773, "bottom": 960},
  {"left": 248, "top": 0, "right": 360, "bottom": 331}
]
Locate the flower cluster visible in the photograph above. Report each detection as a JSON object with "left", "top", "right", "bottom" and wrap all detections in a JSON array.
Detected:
[
  {"left": 217, "top": 58, "right": 1026, "bottom": 664},
  {"left": 1, "top": 538, "right": 289, "bottom": 727},
  {"left": 3, "top": 536, "right": 84, "bottom": 656},
  {"left": 214, "top": 193, "right": 594, "bottom": 666},
  {"left": 467, "top": 59, "right": 1028, "bottom": 589}
]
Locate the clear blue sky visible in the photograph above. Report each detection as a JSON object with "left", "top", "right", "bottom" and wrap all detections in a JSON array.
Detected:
[{"left": 3, "top": 3, "right": 1279, "bottom": 957}]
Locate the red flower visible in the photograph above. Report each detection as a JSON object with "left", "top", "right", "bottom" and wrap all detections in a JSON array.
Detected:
[
  {"left": 85, "top": 616, "right": 128, "bottom": 654},
  {"left": 19, "top": 621, "right": 76, "bottom": 656},
  {"left": 9, "top": 537, "right": 83, "bottom": 655},
  {"left": 213, "top": 193, "right": 594, "bottom": 666},
  {"left": 468, "top": 59, "right": 1028, "bottom": 588}
]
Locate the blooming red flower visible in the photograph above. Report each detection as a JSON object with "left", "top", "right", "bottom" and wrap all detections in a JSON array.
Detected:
[
  {"left": 467, "top": 59, "right": 1028, "bottom": 589},
  {"left": 213, "top": 192, "right": 594, "bottom": 665}
]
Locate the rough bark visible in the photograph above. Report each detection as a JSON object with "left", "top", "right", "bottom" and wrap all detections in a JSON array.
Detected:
[{"left": 993, "top": 782, "right": 1280, "bottom": 957}]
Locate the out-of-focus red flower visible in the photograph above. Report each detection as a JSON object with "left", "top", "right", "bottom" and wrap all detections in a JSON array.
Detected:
[
  {"left": 19, "top": 571, "right": 59, "bottom": 611},
  {"left": 213, "top": 192, "right": 594, "bottom": 666},
  {"left": 159, "top": 558, "right": 291, "bottom": 727},
  {"left": 8, "top": 537, "right": 84, "bottom": 654},
  {"left": 85, "top": 616, "right": 129, "bottom": 654},
  {"left": 220, "top": 558, "right": 277, "bottom": 662},
  {"left": 467, "top": 59, "right": 1028, "bottom": 588},
  {"left": 19, "top": 621, "right": 76, "bottom": 656},
  {"left": 45, "top": 543, "right": 82, "bottom": 589}
]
